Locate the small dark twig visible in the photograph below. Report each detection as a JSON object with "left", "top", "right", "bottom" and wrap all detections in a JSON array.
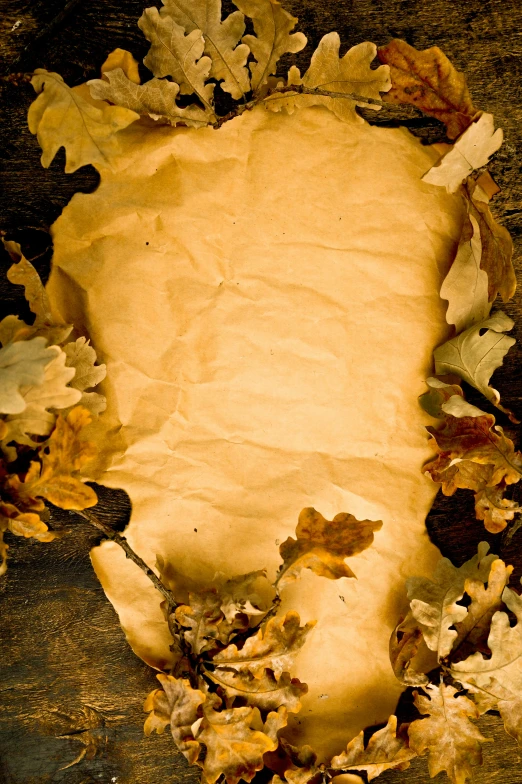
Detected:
[{"left": 77, "top": 508, "right": 177, "bottom": 608}]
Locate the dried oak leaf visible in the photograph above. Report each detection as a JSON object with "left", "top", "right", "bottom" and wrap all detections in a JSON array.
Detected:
[
  {"left": 452, "top": 557, "right": 513, "bottom": 659},
  {"left": 433, "top": 311, "right": 516, "bottom": 420},
  {"left": 406, "top": 542, "right": 497, "bottom": 659},
  {"left": 89, "top": 69, "right": 213, "bottom": 129},
  {"left": 376, "top": 39, "right": 479, "bottom": 139},
  {"left": 4, "top": 347, "right": 82, "bottom": 449},
  {"left": 424, "top": 412, "right": 522, "bottom": 496},
  {"left": 63, "top": 337, "right": 106, "bottom": 416},
  {"left": 160, "top": 0, "right": 250, "bottom": 99},
  {"left": 330, "top": 715, "right": 415, "bottom": 781},
  {"left": 207, "top": 667, "right": 307, "bottom": 713},
  {"left": 465, "top": 179, "right": 516, "bottom": 304},
  {"left": 175, "top": 590, "right": 249, "bottom": 654},
  {"left": 265, "top": 37, "right": 390, "bottom": 124},
  {"left": 475, "top": 485, "right": 522, "bottom": 534},
  {"left": 196, "top": 705, "right": 286, "bottom": 784},
  {"left": 440, "top": 212, "right": 490, "bottom": 332},
  {"left": 422, "top": 113, "right": 503, "bottom": 193},
  {"left": 0, "top": 501, "right": 57, "bottom": 576},
  {"left": 419, "top": 378, "right": 465, "bottom": 419},
  {"left": 452, "top": 586, "right": 522, "bottom": 745},
  {"left": 389, "top": 611, "right": 429, "bottom": 687},
  {"left": 408, "top": 684, "right": 488, "bottom": 784},
  {"left": 0, "top": 337, "right": 54, "bottom": 415},
  {"left": 277, "top": 507, "right": 382, "bottom": 589},
  {"left": 233, "top": 0, "right": 306, "bottom": 93},
  {"left": 212, "top": 611, "right": 315, "bottom": 679},
  {"left": 144, "top": 673, "right": 206, "bottom": 763},
  {"left": 18, "top": 407, "right": 97, "bottom": 510},
  {"left": 139, "top": 7, "right": 215, "bottom": 115},
  {"left": 218, "top": 570, "right": 272, "bottom": 622},
  {"left": 266, "top": 741, "right": 322, "bottom": 784},
  {"left": 28, "top": 70, "right": 139, "bottom": 173}
]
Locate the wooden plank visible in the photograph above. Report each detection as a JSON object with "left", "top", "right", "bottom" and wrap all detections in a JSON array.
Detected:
[{"left": 1, "top": 1, "right": 522, "bottom": 781}]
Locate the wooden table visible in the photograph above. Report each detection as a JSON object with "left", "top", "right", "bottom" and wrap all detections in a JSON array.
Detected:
[{"left": 1, "top": 1, "right": 522, "bottom": 781}]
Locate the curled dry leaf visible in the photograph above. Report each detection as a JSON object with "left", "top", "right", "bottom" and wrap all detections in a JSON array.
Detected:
[
  {"left": 419, "top": 377, "right": 465, "bottom": 419},
  {"left": 406, "top": 542, "right": 497, "bottom": 659},
  {"left": 267, "top": 741, "right": 322, "bottom": 784},
  {"left": 234, "top": 0, "right": 306, "bottom": 93},
  {"left": 433, "top": 311, "right": 516, "bottom": 420},
  {"left": 17, "top": 407, "right": 98, "bottom": 510},
  {"left": 139, "top": 7, "right": 215, "bottom": 115},
  {"left": 330, "top": 715, "right": 415, "bottom": 781},
  {"left": 475, "top": 485, "right": 522, "bottom": 533},
  {"left": 0, "top": 337, "right": 54, "bottom": 415},
  {"left": 161, "top": 0, "right": 251, "bottom": 99},
  {"left": 265, "top": 37, "right": 390, "bottom": 124},
  {"left": 28, "top": 70, "right": 139, "bottom": 173},
  {"left": 207, "top": 667, "right": 307, "bottom": 713},
  {"left": 377, "top": 39, "right": 479, "bottom": 140},
  {"left": 452, "top": 587, "right": 522, "bottom": 746},
  {"left": 408, "top": 684, "right": 488, "bottom": 784},
  {"left": 422, "top": 113, "right": 503, "bottom": 193},
  {"left": 389, "top": 611, "right": 429, "bottom": 687},
  {"left": 465, "top": 179, "right": 516, "bottom": 304},
  {"left": 212, "top": 611, "right": 315, "bottom": 679},
  {"left": 277, "top": 507, "right": 382, "bottom": 589},
  {"left": 144, "top": 673, "right": 206, "bottom": 763},
  {"left": 175, "top": 590, "right": 249, "bottom": 654},
  {"left": 196, "top": 705, "right": 286, "bottom": 784},
  {"left": 424, "top": 411, "right": 522, "bottom": 496}
]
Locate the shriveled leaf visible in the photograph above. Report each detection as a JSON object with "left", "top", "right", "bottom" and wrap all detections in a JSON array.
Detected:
[
  {"left": 377, "top": 39, "right": 479, "bottom": 140},
  {"left": 465, "top": 179, "right": 516, "bottom": 304},
  {"left": 195, "top": 705, "right": 284, "bottom": 784},
  {"left": 139, "top": 7, "right": 215, "bottom": 115},
  {"left": 424, "top": 411, "right": 522, "bottom": 496},
  {"left": 440, "top": 213, "right": 489, "bottom": 332},
  {"left": 331, "top": 715, "right": 415, "bottom": 781},
  {"left": 419, "top": 378, "right": 464, "bottom": 419},
  {"left": 213, "top": 611, "right": 315, "bottom": 679},
  {"left": 219, "top": 570, "right": 272, "bottom": 622},
  {"left": 0, "top": 337, "right": 55, "bottom": 415},
  {"left": 267, "top": 741, "right": 322, "bottom": 784},
  {"left": 389, "top": 612, "right": 429, "bottom": 687},
  {"left": 207, "top": 667, "right": 307, "bottom": 713},
  {"left": 161, "top": 0, "right": 250, "bottom": 99},
  {"left": 277, "top": 507, "right": 382, "bottom": 588},
  {"left": 175, "top": 590, "right": 248, "bottom": 654},
  {"left": 0, "top": 501, "right": 57, "bottom": 576},
  {"left": 89, "top": 69, "right": 213, "bottom": 128},
  {"left": 144, "top": 673, "right": 206, "bottom": 763},
  {"left": 28, "top": 70, "right": 138, "bottom": 173},
  {"left": 406, "top": 542, "right": 497, "bottom": 659},
  {"left": 101, "top": 48, "right": 140, "bottom": 83},
  {"left": 233, "top": 0, "right": 306, "bottom": 93},
  {"left": 423, "top": 113, "right": 503, "bottom": 193},
  {"left": 452, "top": 587, "right": 522, "bottom": 745},
  {"left": 408, "top": 684, "right": 488, "bottom": 784},
  {"left": 433, "top": 311, "right": 516, "bottom": 419},
  {"left": 63, "top": 337, "right": 106, "bottom": 416},
  {"left": 452, "top": 557, "right": 513, "bottom": 659},
  {"left": 475, "top": 486, "right": 522, "bottom": 533},
  {"left": 19, "top": 407, "right": 98, "bottom": 510},
  {"left": 265, "top": 36, "right": 390, "bottom": 125}
]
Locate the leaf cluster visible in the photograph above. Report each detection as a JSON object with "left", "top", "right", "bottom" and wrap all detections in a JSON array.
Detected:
[{"left": 0, "top": 241, "right": 107, "bottom": 573}]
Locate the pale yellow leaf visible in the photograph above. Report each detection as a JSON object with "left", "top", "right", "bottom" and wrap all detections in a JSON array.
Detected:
[
  {"left": 101, "top": 48, "right": 140, "bottom": 83},
  {"left": 0, "top": 337, "right": 55, "bottom": 415}
]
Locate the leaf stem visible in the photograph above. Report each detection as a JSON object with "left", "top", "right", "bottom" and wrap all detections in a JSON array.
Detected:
[{"left": 77, "top": 508, "right": 177, "bottom": 608}]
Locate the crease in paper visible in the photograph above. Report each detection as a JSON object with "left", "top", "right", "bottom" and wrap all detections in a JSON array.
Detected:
[{"left": 46, "top": 105, "right": 465, "bottom": 757}]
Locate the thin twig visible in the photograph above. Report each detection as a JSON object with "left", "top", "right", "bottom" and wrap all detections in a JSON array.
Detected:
[{"left": 77, "top": 508, "right": 177, "bottom": 608}]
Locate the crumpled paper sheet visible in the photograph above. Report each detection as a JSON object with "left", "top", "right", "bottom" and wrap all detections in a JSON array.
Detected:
[{"left": 46, "top": 104, "right": 465, "bottom": 757}]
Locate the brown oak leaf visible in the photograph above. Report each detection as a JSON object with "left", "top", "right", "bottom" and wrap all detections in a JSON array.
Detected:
[
  {"left": 330, "top": 715, "right": 415, "bottom": 781},
  {"left": 207, "top": 667, "right": 307, "bottom": 713},
  {"left": 144, "top": 673, "right": 206, "bottom": 763},
  {"left": 212, "top": 611, "right": 315, "bottom": 679},
  {"left": 175, "top": 590, "right": 249, "bottom": 654},
  {"left": 377, "top": 39, "right": 479, "bottom": 139},
  {"left": 389, "top": 612, "right": 429, "bottom": 687},
  {"left": 277, "top": 507, "right": 382, "bottom": 588},
  {"left": 475, "top": 485, "right": 521, "bottom": 534},
  {"left": 408, "top": 684, "right": 488, "bottom": 784}
]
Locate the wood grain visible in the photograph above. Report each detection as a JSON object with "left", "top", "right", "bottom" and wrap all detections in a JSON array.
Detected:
[{"left": 1, "top": 1, "right": 522, "bottom": 781}]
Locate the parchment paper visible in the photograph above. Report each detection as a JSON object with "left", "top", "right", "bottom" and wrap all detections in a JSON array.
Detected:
[{"left": 46, "top": 104, "right": 465, "bottom": 757}]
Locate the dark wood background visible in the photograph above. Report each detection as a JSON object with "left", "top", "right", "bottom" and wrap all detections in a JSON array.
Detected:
[{"left": 1, "top": 0, "right": 522, "bottom": 781}]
